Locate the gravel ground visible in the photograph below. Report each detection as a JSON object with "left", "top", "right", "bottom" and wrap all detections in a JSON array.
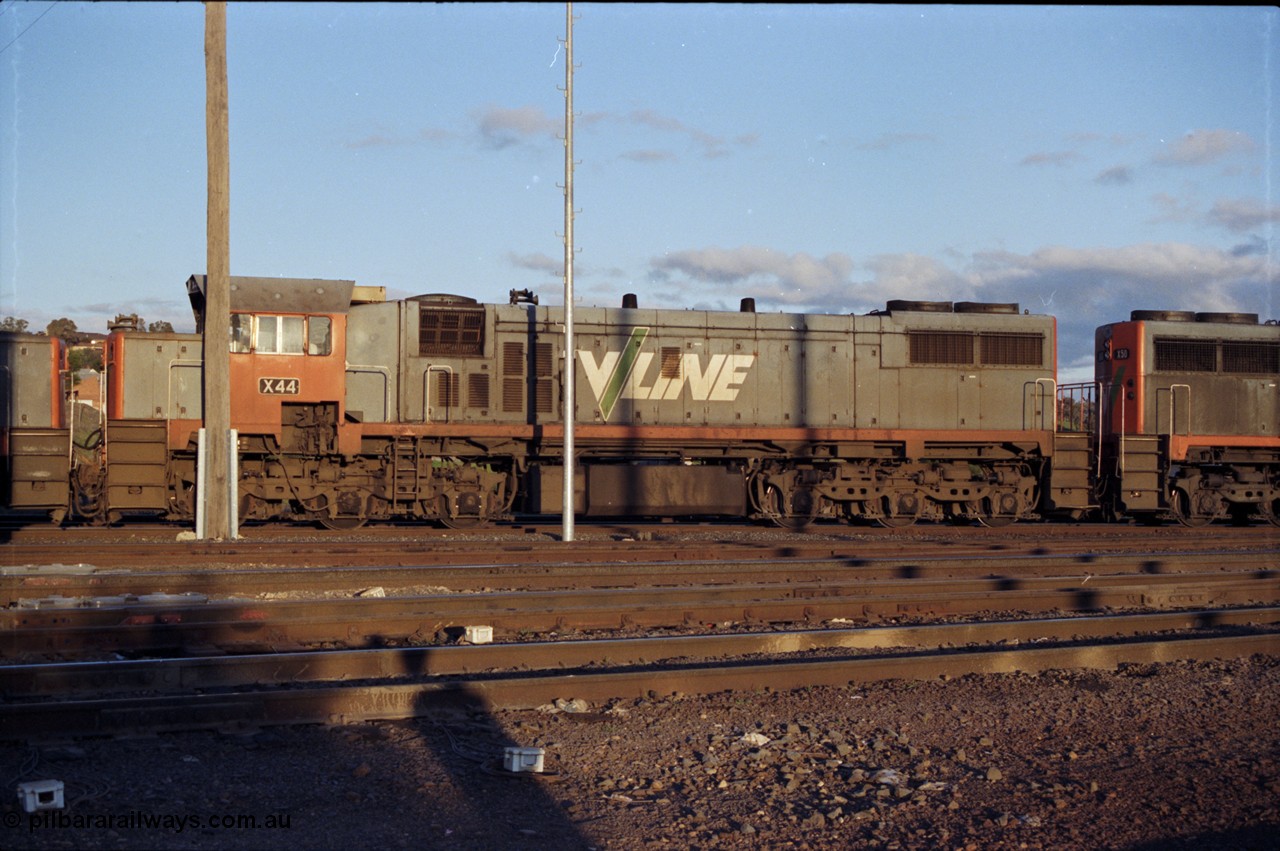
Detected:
[{"left": 3, "top": 654, "right": 1277, "bottom": 851}]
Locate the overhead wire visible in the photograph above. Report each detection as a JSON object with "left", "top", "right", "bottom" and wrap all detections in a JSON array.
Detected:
[{"left": 0, "top": 1, "right": 58, "bottom": 58}]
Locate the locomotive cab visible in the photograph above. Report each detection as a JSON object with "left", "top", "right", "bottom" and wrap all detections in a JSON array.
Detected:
[
  {"left": 1095, "top": 310, "right": 1280, "bottom": 525},
  {"left": 186, "top": 275, "right": 357, "bottom": 456}
]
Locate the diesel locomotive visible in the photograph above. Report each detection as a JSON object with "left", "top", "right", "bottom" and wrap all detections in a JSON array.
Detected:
[{"left": 1, "top": 274, "right": 1276, "bottom": 529}]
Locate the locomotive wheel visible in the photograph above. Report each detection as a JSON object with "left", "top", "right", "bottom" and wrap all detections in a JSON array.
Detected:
[
  {"left": 438, "top": 491, "right": 491, "bottom": 530},
  {"left": 1262, "top": 499, "right": 1280, "bottom": 528},
  {"left": 764, "top": 485, "right": 816, "bottom": 530},
  {"left": 976, "top": 494, "right": 1019, "bottom": 528},
  {"left": 1170, "top": 488, "right": 1221, "bottom": 528},
  {"left": 876, "top": 493, "right": 920, "bottom": 529}
]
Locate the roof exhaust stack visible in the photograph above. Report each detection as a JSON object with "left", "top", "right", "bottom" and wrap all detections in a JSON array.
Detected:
[
  {"left": 621, "top": 293, "right": 638, "bottom": 309},
  {"left": 740, "top": 297, "right": 756, "bottom": 313}
]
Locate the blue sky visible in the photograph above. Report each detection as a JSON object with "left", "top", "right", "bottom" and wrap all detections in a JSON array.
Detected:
[{"left": 1, "top": 3, "right": 1276, "bottom": 380}]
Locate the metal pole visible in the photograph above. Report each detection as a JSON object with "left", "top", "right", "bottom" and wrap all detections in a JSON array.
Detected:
[{"left": 561, "top": 3, "right": 576, "bottom": 543}]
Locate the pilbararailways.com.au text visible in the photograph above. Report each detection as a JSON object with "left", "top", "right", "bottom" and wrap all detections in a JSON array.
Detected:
[{"left": 9, "top": 810, "right": 292, "bottom": 834}]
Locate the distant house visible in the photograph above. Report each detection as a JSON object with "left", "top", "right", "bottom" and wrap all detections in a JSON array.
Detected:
[{"left": 71, "top": 369, "right": 102, "bottom": 409}]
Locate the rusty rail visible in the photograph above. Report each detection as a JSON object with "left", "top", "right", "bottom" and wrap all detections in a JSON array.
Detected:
[
  {"left": 3, "top": 623, "right": 1276, "bottom": 740},
  {"left": 4, "top": 549, "right": 1277, "bottom": 608},
  {"left": 4, "top": 571, "right": 1278, "bottom": 656}
]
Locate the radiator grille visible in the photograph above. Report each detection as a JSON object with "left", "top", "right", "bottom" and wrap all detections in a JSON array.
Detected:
[
  {"left": 1155, "top": 339, "right": 1216, "bottom": 372},
  {"left": 978, "top": 333, "right": 1043, "bottom": 366},
  {"left": 418, "top": 307, "right": 484, "bottom": 356},
  {"left": 908, "top": 332, "right": 974, "bottom": 365},
  {"left": 1222, "top": 341, "right": 1280, "bottom": 374}
]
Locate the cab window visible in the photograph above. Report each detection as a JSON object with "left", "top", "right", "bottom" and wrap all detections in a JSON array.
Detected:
[
  {"left": 308, "top": 317, "right": 332, "bottom": 356},
  {"left": 231, "top": 314, "right": 328, "bottom": 355},
  {"left": 256, "top": 316, "right": 305, "bottom": 354},
  {"left": 230, "top": 314, "right": 252, "bottom": 353}
]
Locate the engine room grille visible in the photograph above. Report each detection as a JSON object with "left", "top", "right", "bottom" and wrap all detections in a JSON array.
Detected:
[
  {"left": 1155, "top": 339, "right": 1217, "bottom": 372},
  {"left": 660, "top": 347, "right": 682, "bottom": 379},
  {"left": 908, "top": 332, "right": 974, "bottom": 365},
  {"left": 418, "top": 307, "right": 485, "bottom": 357},
  {"left": 502, "top": 342, "right": 523, "bottom": 413},
  {"left": 1222, "top": 341, "right": 1280, "bottom": 375},
  {"left": 535, "top": 343, "right": 553, "bottom": 414},
  {"left": 468, "top": 373, "right": 490, "bottom": 409},
  {"left": 436, "top": 372, "right": 460, "bottom": 407},
  {"left": 978, "top": 333, "right": 1043, "bottom": 366}
]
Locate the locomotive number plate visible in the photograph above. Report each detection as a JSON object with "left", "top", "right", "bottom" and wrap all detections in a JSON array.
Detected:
[{"left": 259, "top": 377, "right": 300, "bottom": 395}]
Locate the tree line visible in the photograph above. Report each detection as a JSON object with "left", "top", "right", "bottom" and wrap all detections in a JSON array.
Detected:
[
  {"left": 0, "top": 315, "right": 175, "bottom": 373},
  {"left": 0, "top": 315, "right": 175, "bottom": 337}
]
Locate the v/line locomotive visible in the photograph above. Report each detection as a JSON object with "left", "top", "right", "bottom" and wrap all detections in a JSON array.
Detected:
[{"left": 1, "top": 275, "right": 1277, "bottom": 529}]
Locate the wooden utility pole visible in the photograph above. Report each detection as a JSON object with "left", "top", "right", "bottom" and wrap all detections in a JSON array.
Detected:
[
  {"left": 202, "top": 1, "right": 232, "bottom": 539},
  {"left": 562, "top": 3, "right": 576, "bottom": 543}
]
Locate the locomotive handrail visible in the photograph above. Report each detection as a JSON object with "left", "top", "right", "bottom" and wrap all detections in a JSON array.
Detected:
[
  {"left": 1055, "top": 381, "right": 1103, "bottom": 478},
  {"left": 423, "top": 365, "right": 454, "bottom": 424},
  {"left": 1119, "top": 387, "right": 1126, "bottom": 475},
  {"left": 1090, "top": 380, "right": 1102, "bottom": 478},
  {"left": 1023, "top": 378, "right": 1056, "bottom": 430}
]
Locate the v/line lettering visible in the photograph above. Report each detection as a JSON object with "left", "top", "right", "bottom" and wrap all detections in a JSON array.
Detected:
[{"left": 577, "top": 328, "right": 755, "bottom": 421}]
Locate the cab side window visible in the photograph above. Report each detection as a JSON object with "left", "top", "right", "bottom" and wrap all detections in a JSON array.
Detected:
[
  {"left": 308, "top": 317, "right": 332, "bottom": 356},
  {"left": 230, "top": 314, "right": 253, "bottom": 353}
]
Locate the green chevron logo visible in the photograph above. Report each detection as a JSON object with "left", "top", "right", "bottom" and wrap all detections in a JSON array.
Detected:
[{"left": 581, "top": 327, "right": 649, "bottom": 421}]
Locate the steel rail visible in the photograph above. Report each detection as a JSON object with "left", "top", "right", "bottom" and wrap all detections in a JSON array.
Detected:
[
  {"left": 3, "top": 528, "right": 1277, "bottom": 570},
  {"left": 4, "top": 549, "right": 1277, "bottom": 608},
  {"left": 5, "top": 607, "right": 1277, "bottom": 698},
  {"left": 4, "top": 572, "right": 1278, "bottom": 656},
  {"left": 2, "top": 630, "right": 1276, "bottom": 740}
]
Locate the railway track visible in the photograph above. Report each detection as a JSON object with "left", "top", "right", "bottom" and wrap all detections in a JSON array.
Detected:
[
  {"left": 5, "top": 567, "right": 1279, "bottom": 657},
  {"left": 4, "top": 542, "right": 1278, "bottom": 605},
  {"left": 2, "top": 609, "right": 1277, "bottom": 739},
  {"left": 2, "top": 521, "right": 1277, "bottom": 570},
  {"left": 3, "top": 527, "right": 1276, "bottom": 742}
]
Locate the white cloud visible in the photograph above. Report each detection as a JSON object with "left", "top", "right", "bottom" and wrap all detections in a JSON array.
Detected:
[
  {"left": 650, "top": 246, "right": 855, "bottom": 304},
  {"left": 1020, "top": 151, "right": 1083, "bottom": 167},
  {"left": 1094, "top": 165, "right": 1133, "bottom": 185},
  {"left": 507, "top": 252, "right": 561, "bottom": 275},
  {"left": 856, "top": 132, "right": 934, "bottom": 152},
  {"left": 1155, "top": 129, "right": 1256, "bottom": 167},
  {"left": 1207, "top": 198, "right": 1280, "bottom": 233},
  {"left": 474, "top": 105, "right": 560, "bottom": 149}
]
